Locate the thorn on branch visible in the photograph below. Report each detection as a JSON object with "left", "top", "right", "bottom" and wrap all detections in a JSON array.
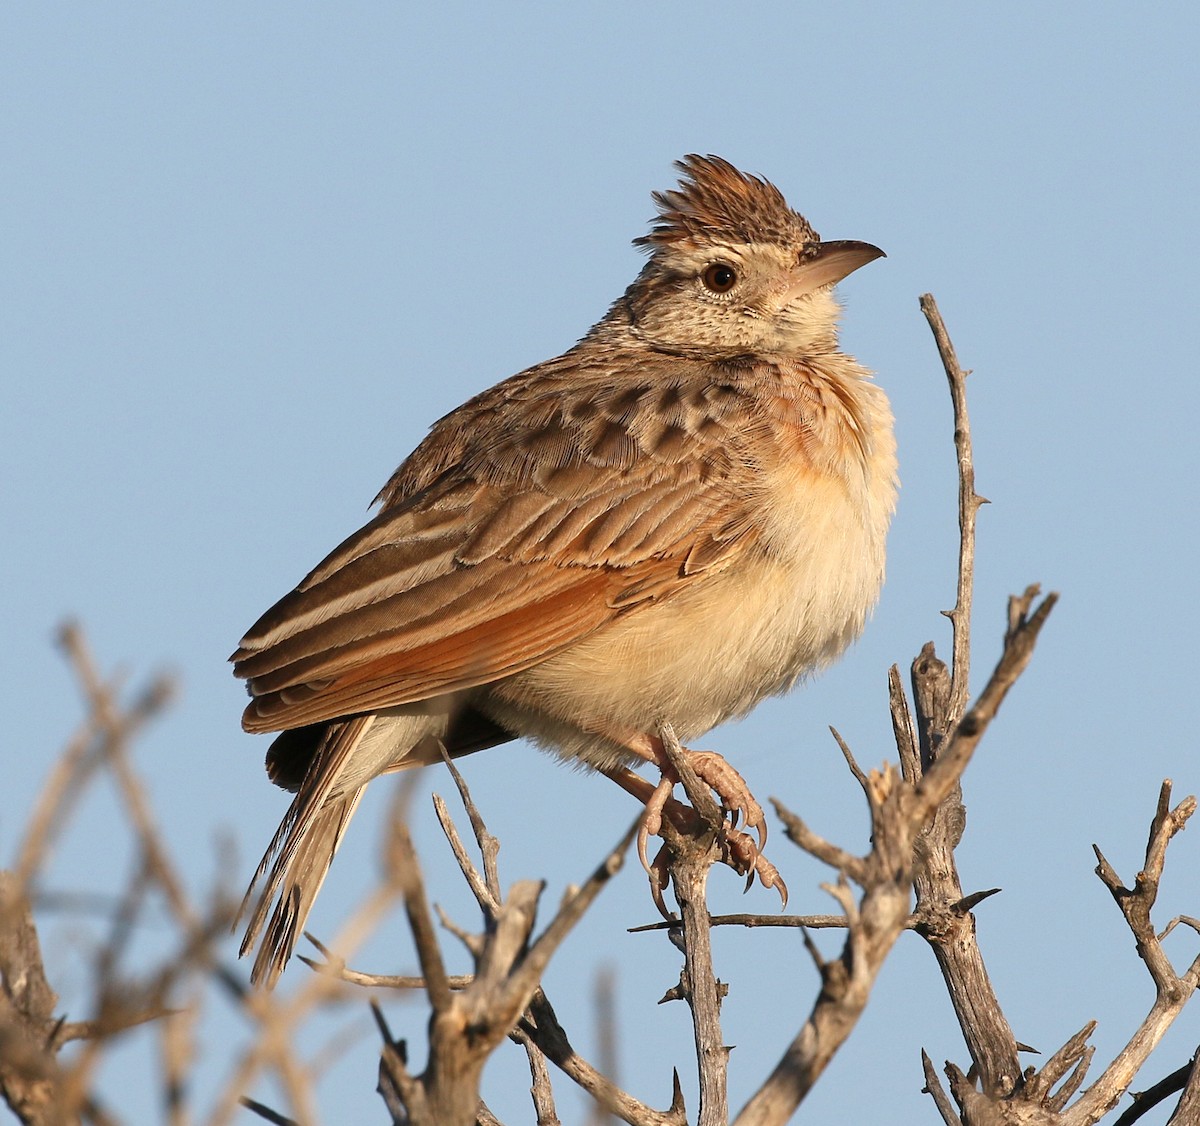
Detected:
[
  {"left": 239, "top": 1095, "right": 300, "bottom": 1125},
  {"left": 951, "top": 888, "right": 1002, "bottom": 915},
  {"left": 1112, "top": 1053, "right": 1200, "bottom": 1126}
]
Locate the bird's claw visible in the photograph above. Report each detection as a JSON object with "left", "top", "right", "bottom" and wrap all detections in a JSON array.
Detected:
[
  {"left": 635, "top": 746, "right": 785, "bottom": 912},
  {"left": 723, "top": 826, "right": 789, "bottom": 908},
  {"left": 648, "top": 844, "right": 673, "bottom": 920}
]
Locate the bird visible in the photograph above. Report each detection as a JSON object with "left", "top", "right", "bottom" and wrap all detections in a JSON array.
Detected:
[{"left": 233, "top": 155, "right": 897, "bottom": 987}]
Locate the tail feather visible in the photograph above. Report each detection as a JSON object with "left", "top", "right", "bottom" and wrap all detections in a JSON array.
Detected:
[
  {"left": 238, "top": 702, "right": 516, "bottom": 988},
  {"left": 239, "top": 715, "right": 374, "bottom": 987}
]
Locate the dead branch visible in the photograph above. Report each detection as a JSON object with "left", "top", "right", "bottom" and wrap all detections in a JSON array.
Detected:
[
  {"left": 934, "top": 776, "right": 1200, "bottom": 1126},
  {"left": 905, "top": 297, "right": 1047, "bottom": 1103},
  {"left": 651, "top": 722, "right": 731, "bottom": 1126},
  {"left": 13, "top": 625, "right": 175, "bottom": 894},
  {"left": 1050, "top": 784, "right": 1200, "bottom": 1125},
  {"left": 629, "top": 912, "right": 857, "bottom": 934},
  {"left": 517, "top": 992, "right": 686, "bottom": 1126},
  {"left": 0, "top": 873, "right": 66, "bottom": 1126},
  {"left": 919, "top": 292, "right": 985, "bottom": 729},
  {"left": 907, "top": 297, "right": 1199, "bottom": 1126},
  {"left": 588, "top": 966, "right": 620, "bottom": 1126},
  {"left": 2, "top": 630, "right": 237, "bottom": 1126},
  {"left": 739, "top": 593, "right": 1054, "bottom": 1126},
  {"left": 372, "top": 781, "right": 636, "bottom": 1126}
]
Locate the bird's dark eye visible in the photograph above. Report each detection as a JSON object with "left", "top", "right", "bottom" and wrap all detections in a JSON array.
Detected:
[{"left": 701, "top": 263, "right": 738, "bottom": 293}]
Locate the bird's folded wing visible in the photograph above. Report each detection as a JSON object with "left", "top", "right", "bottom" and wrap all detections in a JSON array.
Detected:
[{"left": 233, "top": 376, "right": 763, "bottom": 733}]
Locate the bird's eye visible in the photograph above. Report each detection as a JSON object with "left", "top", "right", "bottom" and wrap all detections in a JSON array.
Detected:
[{"left": 701, "top": 263, "right": 738, "bottom": 294}]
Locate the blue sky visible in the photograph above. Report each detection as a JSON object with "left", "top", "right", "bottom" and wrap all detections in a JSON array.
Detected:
[{"left": 3, "top": 4, "right": 1199, "bottom": 1123}]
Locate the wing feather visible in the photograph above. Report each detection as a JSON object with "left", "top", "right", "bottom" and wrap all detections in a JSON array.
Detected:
[{"left": 234, "top": 359, "right": 774, "bottom": 734}]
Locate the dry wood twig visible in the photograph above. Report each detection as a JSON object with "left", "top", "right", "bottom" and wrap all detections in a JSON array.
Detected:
[
  {"left": 369, "top": 776, "right": 636, "bottom": 1126},
  {"left": 517, "top": 991, "right": 687, "bottom": 1126},
  {"left": 0, "top": 873, "right": 65, "bottom": 1126},
  {"left": 909, "top": 296, "right": 1199, "bottom": 1126}
]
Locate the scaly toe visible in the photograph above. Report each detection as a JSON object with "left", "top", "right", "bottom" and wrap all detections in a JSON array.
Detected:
[
  {"left": 685, "top": 749, "right": 768, "bottom": 852},
  {"left": 722, "top": 825, "right": 760, "bottom": 877},
  {"left": 637, "top": 775, "right": 676, "bottom": 877}
]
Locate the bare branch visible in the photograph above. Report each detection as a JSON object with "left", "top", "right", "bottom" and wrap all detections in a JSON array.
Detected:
[
  {"left": 741, "top": 300, "right": 1058, "bottom": 1125},
  {"left": 1111, "top": 1056, "right": 1197, "bottom": 1126},
  {"left": 518, "top": 992, "right": 687, "bottom": 1126},
  {"left": 433, "top": 793, "right": 499, "bottom": 916},
  {"left": 658, "top": 722, "right": 724, "bottom": 833},
  {"left": 0, "top": 872, "right": 64, "bottom": 1126},
  {"left": 771, "top": 799, "right": 865, "bottom": 884},
  {"left": 1058, "top": 784, "right": 1200, "bottom": 1125},
  {"left": 664, "top": 838, "right": 728, "bottom": 1126},
  {"left": 1170, "top": 1052, "right": 1200, "bottom": 1125},
  {"left": 922, "top": 1049, "right": 963, "bottom": 1126},
  {"left": 13, "top": 626, "right": 175, "bottom": 893},
  {"left": 298, "top": 932, "right": 474, "bottom": 990},
  {"left": 385, "top": 801, "right": 454, "bottom": 1016},
  {"left": 629, "top": 912, "right": 856, "bottom": 934},
  {"left": 436, "top": 745, "right": 503, "bottom": 906},
  {"left": 380, "top": 802, "right": 635, "bottom": 1126},
  {"left": 517, "top": 1029, "right": 561, "bottom": 1126},
  {"left": 920, "top": 292, "right": 985, "bottom": 727},
  {"left": 240, "top": 1096, "right": 299, "bottom": 1125},
  {"left": 903, "top": 302, "right": 1057, "bottom": 1109}
]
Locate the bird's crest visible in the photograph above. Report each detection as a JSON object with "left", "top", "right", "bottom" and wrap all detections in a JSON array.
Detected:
[{"left": 635, "top": 155, "right": 818, "bottom": 254}]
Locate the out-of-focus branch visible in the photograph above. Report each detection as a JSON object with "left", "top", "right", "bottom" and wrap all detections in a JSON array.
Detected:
[
  {"left": 14, "top": 622, "right": 175, "bottom": 892},
  {"left": 588, "top": 965, "right": 619, "bottom": 1126},
  {"left": 371, "top": 771, "right": 636, "bottom": 1126},
  {"left": 217, "top": 786, "right": 418, "bottom": 1126},
  {"left": 0, "top": 873, "right": 64, "bottom": 1126},
  {"left": 2, "top": 625, "right": 239, "bottom": 1126}
]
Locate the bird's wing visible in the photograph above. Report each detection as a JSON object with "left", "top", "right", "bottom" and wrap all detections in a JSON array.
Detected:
[{"left": 233, "top": 368, "right": 766, "bottom": 733}]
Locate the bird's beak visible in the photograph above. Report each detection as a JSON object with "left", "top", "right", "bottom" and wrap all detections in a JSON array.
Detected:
[{"left": 786, "top": 240, "right": 885, "bottom": 298}]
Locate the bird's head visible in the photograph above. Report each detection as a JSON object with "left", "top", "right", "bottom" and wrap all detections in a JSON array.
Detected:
[{"left": 621, "top": 155, "right": 883, "bottom": 358}]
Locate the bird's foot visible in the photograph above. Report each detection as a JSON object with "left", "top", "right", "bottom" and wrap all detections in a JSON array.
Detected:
[
  {"left": 721, "top": 824, "right": 787, "bottom": 906},
  {"left": 626, "top": 747, "right": 788, "bottom": 917}
]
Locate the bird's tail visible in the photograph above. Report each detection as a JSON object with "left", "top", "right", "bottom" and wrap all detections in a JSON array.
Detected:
[{"left": 238, "top": 715, "right": 374, "bottom": 988}]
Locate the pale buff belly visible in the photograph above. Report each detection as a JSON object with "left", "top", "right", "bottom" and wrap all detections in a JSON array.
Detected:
[{"left": 482, "top": 472, "right": 888, "bottom": 770}]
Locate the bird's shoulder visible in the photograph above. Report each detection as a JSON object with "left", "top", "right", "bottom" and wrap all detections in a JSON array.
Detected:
[{"left": 372, "top": 340, "right": 772, "bottom": 511}]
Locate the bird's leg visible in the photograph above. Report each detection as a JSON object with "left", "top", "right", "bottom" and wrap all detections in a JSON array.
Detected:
[
  {"left": 598, "top": 763, "right": 691, "bottom": 905},
  {"left": 598, "top": 730, "right": 787, "bottom": 913}
]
